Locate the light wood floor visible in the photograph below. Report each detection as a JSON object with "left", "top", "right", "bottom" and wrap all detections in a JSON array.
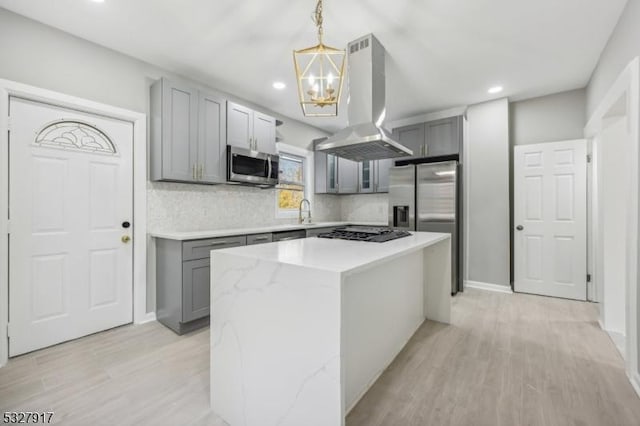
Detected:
[{"left": 1, "top": 289, "right": 639, "bottom": 425}]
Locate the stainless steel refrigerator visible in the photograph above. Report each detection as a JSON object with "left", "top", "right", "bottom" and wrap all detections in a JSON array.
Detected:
[{"left": 388, "top": 160, "right": 463, "bottom": 294}]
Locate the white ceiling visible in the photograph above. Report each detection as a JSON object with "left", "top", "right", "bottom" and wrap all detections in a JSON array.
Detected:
[{"left": 0, "top": 0, "right": 627, "bottom": 132}]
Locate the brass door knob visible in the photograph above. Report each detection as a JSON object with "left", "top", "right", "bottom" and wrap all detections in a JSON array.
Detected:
[{"left": 121, "top": 235, "right": 131, "bottom": 243}]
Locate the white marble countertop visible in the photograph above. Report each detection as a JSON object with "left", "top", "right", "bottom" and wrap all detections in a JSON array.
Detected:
[
  {"left": 213, "top": 231, "right": 450, "bottom": 274},
  {"left": 148, "top": 221, "right": 386, "bottom": 240}
]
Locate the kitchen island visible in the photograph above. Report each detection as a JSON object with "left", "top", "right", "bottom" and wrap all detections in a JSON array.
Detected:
[{"left": 210, "top": 232, "right": 451, "bottom": 426}]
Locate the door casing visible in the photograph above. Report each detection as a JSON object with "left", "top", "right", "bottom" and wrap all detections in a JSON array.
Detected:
[{"left": 0, "top": 79, "right": 151, "bottom": 367}]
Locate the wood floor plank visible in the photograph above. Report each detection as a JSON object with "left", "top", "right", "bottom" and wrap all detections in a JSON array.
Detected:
[{"left": 1, "top": 288, "right": 638, "bottom": 425}]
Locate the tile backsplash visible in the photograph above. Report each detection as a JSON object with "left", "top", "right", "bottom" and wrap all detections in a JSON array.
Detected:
[
  {"left": 147, "top": 182, "right": 341, "bottom": 232},
  {"left": 340, "top": 193, "right": 389, "bottom": 223}
]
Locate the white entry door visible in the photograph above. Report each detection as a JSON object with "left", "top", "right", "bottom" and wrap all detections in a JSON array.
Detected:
[
  {"left": 8, "top": 97, "right": 134, "bottom": 356},
  {"left": 514, "top": 140, "right": 587, "bottom": 300}
]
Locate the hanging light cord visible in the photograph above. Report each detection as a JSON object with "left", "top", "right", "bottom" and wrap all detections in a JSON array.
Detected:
[{"left": 312, "top": 0, "right": 324, "bottom": 44}]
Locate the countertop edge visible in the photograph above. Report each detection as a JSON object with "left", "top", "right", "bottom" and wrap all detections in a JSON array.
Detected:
[
  {"left": 148, "top": 222, "right": 388, "bottom": 240},
  {"left": 210, "top": 233, "right": 451, "bottom": 274}
]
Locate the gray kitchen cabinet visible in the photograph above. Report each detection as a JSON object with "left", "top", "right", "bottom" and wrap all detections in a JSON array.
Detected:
[
  {"left": 338, "top": 157, "right": 359, "bottom": 194},
  {"left": 198, "top": 92, "right": 227, "bottom": 183},
  {"left": 313, "top": 137, "right": 339, "bottom": 194},
  {"left": 182, "top": 258, "right": 211, "bottom": 323},
  {"left": 358, "top": 160, "right": 374, "bottom": 193},
  {"left": 253, "top": 112, "right": 277, "bottom": 155},
  {"left": 314, "top": 150, "right": 328, "bottom": 194},
  {"left": 151, "top": 78, "right": 198, "bottom": 182},
  {"left": 392, "top": 123, "right": 425, "bottom": 159},
  {"left": 156, "top": 235, "right": 246, "bottom": 335},
  {"left": 327, "top": 154, "right": 339, "bottom": 192},
  {"left": 375, "top": 158, "right": 392, "bottom": 193},
  {"left": 305, "top": 226, "right": 342, "bottom": 237},
  {"left": 227, "top": 101, "right": 277, "bottom": 154},
  {"left": 424, "top": 116, "right": 462, "bottom": 157},
  {"left": 151, "top": 78, "right": 227, "bottom": 184},
  {"left": 247, "top": 233, "right": 273, "bottom": 245}
]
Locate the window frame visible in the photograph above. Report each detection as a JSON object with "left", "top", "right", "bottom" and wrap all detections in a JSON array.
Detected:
[{"left": 275, "top": 143, "right": 314, "bottom": 219}]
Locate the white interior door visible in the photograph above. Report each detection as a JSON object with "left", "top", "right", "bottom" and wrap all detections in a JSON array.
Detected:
[
  {"left": 514, "top": 140, "right": 587, "bottom": 300},
  {"left": 8, "top": 97, "right": 134, "bottom": 356}
]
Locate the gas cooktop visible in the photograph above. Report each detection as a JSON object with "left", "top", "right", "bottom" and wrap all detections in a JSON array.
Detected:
[{"left": 317, "top": 226, "right": 412, "bottom": 243}]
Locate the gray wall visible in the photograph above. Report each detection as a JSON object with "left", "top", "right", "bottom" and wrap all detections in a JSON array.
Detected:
[
  {"left": 465, "top": 98, "right": 510, "bottom": 288},
  {"left": 0, "top": 8, "right": 327, "bottom": 151},
  {"left": 0, "top": 9, "right": 336, "bottom": 313},
  {"left": 510, "top": 89, "right": 586, "bottom": 145},
  {"left": 587, "top": 0, "right": 640, "bottom": 118}
]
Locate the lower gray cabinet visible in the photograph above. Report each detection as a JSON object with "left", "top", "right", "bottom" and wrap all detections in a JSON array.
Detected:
[
  {"left": 247, "top": 233, "right": 273, "bottom": 245},
  {"left": 182, "top": 258, "right": 211, "bottom": 323},
  {"left": 156, "top": 235, "right": 246, "bottom": 335},
  {"left": 305, "top": 226, "right": 342, "bottom": 237}
]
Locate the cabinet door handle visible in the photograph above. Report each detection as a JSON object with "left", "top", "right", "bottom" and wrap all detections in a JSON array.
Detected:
[
  {"left": 253, "top": 237, "right": 270, "bottom": 241},
  {"left": 192, "top": 164, "right": 196, "bottom": 180},
  {"left": 199, "top": 164, "right": 204, "bottom": 180}
]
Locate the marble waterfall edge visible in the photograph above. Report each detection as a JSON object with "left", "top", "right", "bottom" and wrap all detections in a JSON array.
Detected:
[{"left": 210, "top": 252, "right": 343, "bottom": 426}]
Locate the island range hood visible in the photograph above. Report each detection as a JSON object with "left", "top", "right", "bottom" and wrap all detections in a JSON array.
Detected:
[{"left": 315, "top": 34, "right": 412, "bottom": 161}]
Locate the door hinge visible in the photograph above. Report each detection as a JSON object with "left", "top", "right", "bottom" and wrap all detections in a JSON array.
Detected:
[
  {"left": 6, "top": 323, "right": 10, "bottom": 338},
  {"left": 587, "top": 154, "right": 592, "bottom": 163},
  {"left": 587, "top": 274, "right": 592, "bottom": 283},
  {"left": 6, "top": 220, "right": 10, "bottom": 235}
]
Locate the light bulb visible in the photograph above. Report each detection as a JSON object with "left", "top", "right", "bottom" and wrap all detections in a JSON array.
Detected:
[
  {"left": 327, "top": 73, "right": 334, "bottom": 85},
  {"left": 308, "top": 75, "right": 315, "bottom": 86}
]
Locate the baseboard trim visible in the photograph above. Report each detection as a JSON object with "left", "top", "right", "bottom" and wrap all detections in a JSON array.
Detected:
[
  {"left": 135, "top": 312, "right": 157, "bottom": 325},
  {"left": 631, "top": 373, "right": 640, "bottom": 400},
  {"left": 464, "top": 280, "right": 513, "bottom": 294},
  {"left": 598, "top": 319, "right": 627, "bottom": 359},
  {"left": 607, "top": 330, "right": 626, "bottom": 360}
]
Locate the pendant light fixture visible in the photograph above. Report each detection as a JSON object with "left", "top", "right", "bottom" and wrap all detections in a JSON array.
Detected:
[{"left": 293, "top": 0, "right": 346, "bottom": 117}]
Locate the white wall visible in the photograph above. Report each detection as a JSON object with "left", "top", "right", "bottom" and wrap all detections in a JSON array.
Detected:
[
  {"left": 587, "top": 0, "right": 640, "bottom": 118},
  {"left": 510, "top": 89, "right": 586, "bottom": 145},
  {"left": 465, "top": 98, "right": 510, "bottom": 288},
  {"left": 600, "top": 117, "right": 629, "bottom": 337}
]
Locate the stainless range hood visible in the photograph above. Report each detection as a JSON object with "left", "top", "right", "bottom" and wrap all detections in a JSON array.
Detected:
[{"left": 316, "top": 34, "right": 412, "bottom": 161}]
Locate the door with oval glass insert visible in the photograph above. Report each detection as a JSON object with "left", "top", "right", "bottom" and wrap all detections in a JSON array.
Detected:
[{"left": 8, "top": 97, "right": 133, "bottom": 356}]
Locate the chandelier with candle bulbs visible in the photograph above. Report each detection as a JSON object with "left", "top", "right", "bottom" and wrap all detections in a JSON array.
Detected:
[{"left": 293, "top": 0, "right": 346, "bottom": 117}]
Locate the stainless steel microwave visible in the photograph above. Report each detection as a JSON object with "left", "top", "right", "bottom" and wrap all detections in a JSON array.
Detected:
[{"left": 227, "top": 145, "right": 279, "bottom": 186}]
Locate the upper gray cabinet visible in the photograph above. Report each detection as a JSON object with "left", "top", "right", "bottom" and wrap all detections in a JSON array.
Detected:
[
  {"left": 375, "top": 158, "right": 392, "bottom": 193},
  {"left": 315, "top": 138, "right": 391, "bottom": 194},
  {"left": 227, "top": 101, "right": 277, "bottom": 155},
  {"left": 253, "top": 112, "right": 277, "bottom": 155},
  {"left": 392, "top": 116, "right": 463, "bottom": 159},
  {"left": 151, "top": 78, "right": 227, "bottom": 184},
  {"left": 358, "top": 160, "right": 374, "bottom": 193},
  {"left": 392, "top": 123, "right": 425, "bottom": 159},
  {"left": 198, "top": 92, "right": 227, "bottom": 183},
  {"left": 338, "top": 157, "right": 359, "bottom": 194},
  {"left": 424, "top": 116, "right": 462, "bottom": 157}
]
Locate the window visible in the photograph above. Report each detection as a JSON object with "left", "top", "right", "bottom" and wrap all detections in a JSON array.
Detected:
[{"left": 277, "top": 153, "right": 306, "bottom": 215}]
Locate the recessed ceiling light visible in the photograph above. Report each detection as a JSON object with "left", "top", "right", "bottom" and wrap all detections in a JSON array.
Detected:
[
  {"left": 488, "top": 86, "right": 503, "bottom": 94},
  {"left": 272, "top": 82, "right": 286, "bottom": 90},
  {"left": 90, "top": 0, "right": 105, "bottom": 3}
]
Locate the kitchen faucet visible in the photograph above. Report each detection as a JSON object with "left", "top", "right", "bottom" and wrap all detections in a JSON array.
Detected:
[{"left": 298, "top": 198, "right": 312, "bottom": 224}]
